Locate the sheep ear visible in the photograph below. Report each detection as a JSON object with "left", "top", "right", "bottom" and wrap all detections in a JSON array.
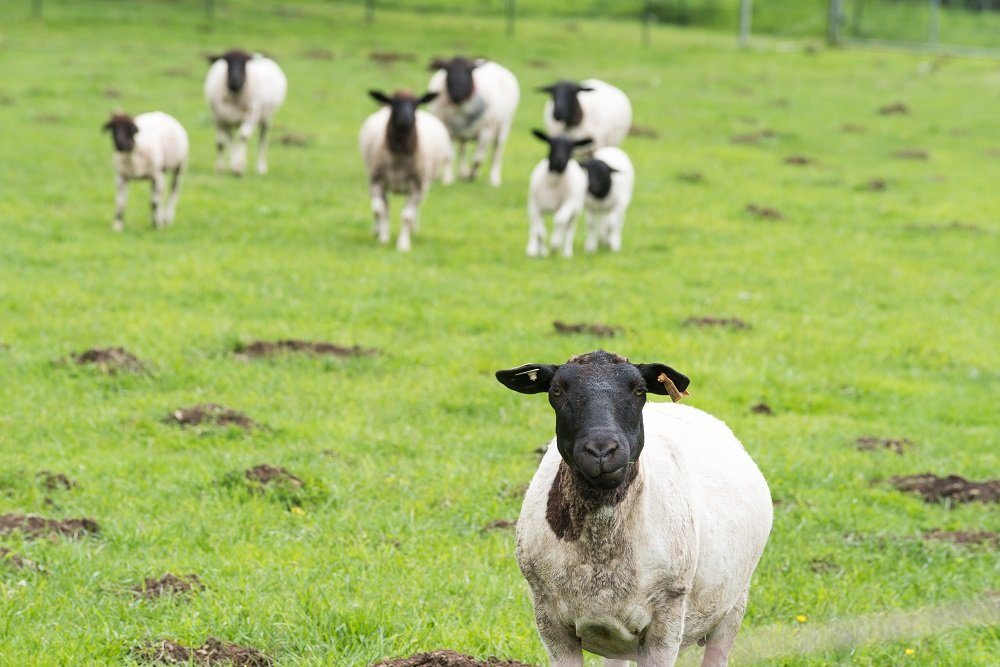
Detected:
[
  {"left": 472, "top": 58, "right": 487, "bottom": 68},
  {"left": 531, "top": 129, "right": 551, "bottom": 144},
  {"left": 573, "top": 137, "right": 594, "bottom": 149},
  {"left": 496, "top": 364, "right": 560, "bottom": 394},
  {"left": 578, "top": 86, "right": 595, "bottom": 93},
  {"left": 608, "top": 166, "right": 620, "bottom": 174},
  {"left": 369, "top": 90, "right": 391, "bottom": 105},
  {"left": 129, "top": 123, "right": 139, "bottom": 135},
  {"left": 417, "top": 91, "right": 439, "bottom": 105},
  {"left": 537, "top": 85, "right": 554, "bottom": 94},
  {"left": 428, "top": 59, "right": 448, "bottom": 71},
  {"left": 635, "top": 364, "right": 690, "bottom": 402},
  {"left": 101, "top": 121, "right": 112, "bottom": 132},
  {"left": 206, "top": 54, "right": 223, "bottom": 63}
]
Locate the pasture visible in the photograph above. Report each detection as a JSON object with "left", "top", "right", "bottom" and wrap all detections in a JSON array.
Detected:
[{"left": 0, "top": 1, "right": 997, "bottom": 664}]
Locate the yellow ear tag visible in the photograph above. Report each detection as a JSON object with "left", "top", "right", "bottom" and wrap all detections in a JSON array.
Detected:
[{"left": 657, "top": 372, "right": 688, "bottom": 403}]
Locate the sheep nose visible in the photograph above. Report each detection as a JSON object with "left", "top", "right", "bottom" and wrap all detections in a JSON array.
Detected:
[{"left": 582, "top": 438, "right": 620, "bottom": 464}]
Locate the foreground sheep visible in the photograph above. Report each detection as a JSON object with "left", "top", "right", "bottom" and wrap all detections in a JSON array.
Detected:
[
  {"left": 579, "top": 147, "right": 634, "bottom": 253},
  {"left": 204, "top": 50, "right": 287, "bottom": 176},
  {"left": 427, "top": 56, "right": 520, "bottom": 187},
  {"left": 103, "top": 111, "right": 188, "bottom": 231},
  {"left": 527, "top": 130, "right": 592, "bottom": 258},
  {"left": 359, "top": 90, "right": 453, "bottom": 252},
  {"left": 496, "top": 350, "right": 772, "bottom": 666},
  {"left": 541, "top": 79, "right": 632, "bottom": 151}
]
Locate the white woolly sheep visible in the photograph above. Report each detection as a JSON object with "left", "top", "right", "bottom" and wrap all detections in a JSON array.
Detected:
[
  {"left": 579, "top": 147, "right": 635, "bottom": 253},
  {"left": 527, "top": 130, "right": 592, "bottom": 258},
  {"left": 204, "top": 50, "right": 287, "bottom": 176},
  {"left": 496, "top": 350, "right": 772, "bottom": 667},
  {"left": 359, "top": 90, "right": 453, "bottom": 252},
  {"left": 103, "top": 111, "right": 188, "bottom": 231},
  {"left": 542, "top": 79, "right": 632, "bottom": 151},
  {"left": 426, "top": 56, "right": 520, "bottom": 187}
]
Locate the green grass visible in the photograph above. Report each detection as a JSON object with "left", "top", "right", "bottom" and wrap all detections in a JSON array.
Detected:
[{"left": 1, "top": 1, "right": 998, "bottom": 664}]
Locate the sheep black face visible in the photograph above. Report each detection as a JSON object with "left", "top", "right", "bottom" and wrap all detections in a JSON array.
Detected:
[
  {"left": 369, "top": 90, "right": 439, "bottom": 153},
  {"left": 579, "top": 158, "right": 618, "bottom": 199},
  {"left": 103, "top": 114, "right": 139, "bottom": 152},
  {"left": 497, "top": 350, "right": 690, "bottom": 490},
  {"left": 539, "top": 80, "right": 593, "bottom": 127},
  {"left": 208, "top": 50, "right": 253, "bottom": 93},
  {"left": 429, "top": 57, "right": 480, "bottom": 104},
  {"left": 532, "top": 130, "right": 592, "bottom": 174}
]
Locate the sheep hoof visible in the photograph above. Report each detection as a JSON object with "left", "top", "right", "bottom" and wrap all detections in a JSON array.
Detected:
[
  {"left": 112, "top": 220, "right": 124, "bottom": 232},
  {"left": 256, "top": 163, "right": 268, "bottom": 176}
]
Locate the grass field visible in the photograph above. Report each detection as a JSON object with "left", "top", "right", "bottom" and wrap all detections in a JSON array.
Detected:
[{"left": 1, "top": 1, "right": 998, "bottom": 664}]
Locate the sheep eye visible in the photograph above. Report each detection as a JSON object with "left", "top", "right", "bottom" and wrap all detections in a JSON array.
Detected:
[
  {"left": 634, "top": 387, "right": 645, "bottom": 397},
  {"left": 551, "top": 386, "right": 563, "bottom": 397}
]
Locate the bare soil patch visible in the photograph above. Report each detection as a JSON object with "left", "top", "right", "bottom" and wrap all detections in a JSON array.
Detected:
[
  {"left": 553, "top": 320, "right": 621, "bottom": 338},
  {"left": 628, "top": 125, "right": 659, "bottom": 139},
  {"left": 525, "top": 59, "right": 549, "bottom": 69},
  {"left": 276, "top": 133, "right": 312, "bottom": 147},
  {"left": 893, "top": 148, "right": 930, "bottom": 160},
  {"left": 235, "top": 339, "right": 377, "bottom": 359},
  {"left": 890, "top": 474, "right": 999, "bottom": 505},
  {"left": 163, "top": 67, "right": 191, "bottom": 78},
  {"left": 482, "top": 519, "right": 514, "bottom": 532},
  {"left": 103, "top": 87, "right": 122, "bottom": 99},
  {"left": 0, "top": 546, "right": 41, "bottom": 570},
  {"left": 165, "top": 404, "right": 258, "bottom": 431},
  {"left": 245, "top": 464, "right": 303, "bottom": 489},
  {"left": 37, "top": 471, "right": 75, "bottom": 490},
  {"left": 840, "top": 123, "right": 866, "bottom": 133},
  {"left": 808, "top": 558, "right": 841, "bottom": 573},
  {"left": 133, "top": 638, "right": 272, "bottom": 666},
  {"left": 784, "top": 155, "right": 813, "bottom": 166},
  {"left": 372, "top": 650, "right": 534, "bottom": 667},
  {"left": 923, "top": 529, "right": 997, "bottom": 546},
  {"left": 0, "top": 513, "right": 99, "bottom": 539},
  {"left": 750, "top": 403, "right": 773, "bottom": 415},
  {"left": 856, "top": 436, "right": 913, "bottom": 455},
  {"left": 302, "top": 48, "right": 334, "bottom": 60},
  {"left": 730, "top": 129, "right": 775, "bottom": 144},
  {"left": 67, "top": 346, "right": 146, "bottom": 374},
  {"left": 878, "top": 102, "right": 910, "bottom": 115},
  {"left": 370, "top": 51, "right": 416, "bottom": 65},
  {"left": 905, "top": 221, "right": 980, "bottom": 233},
  {"left": 683, "top": 316, "right": 750, "bottom": 331},
  {"left": 866, "top": 178, "right": 888, "bottom": 191},
  {"left": 676, "top": 171, "right": 705, "bottom": 184},
  {"left": 745, "top": 204, "right": 783, "bottom": 220},
  {"left": 131, "top": 573, "right": 204, "bottom": 599}
]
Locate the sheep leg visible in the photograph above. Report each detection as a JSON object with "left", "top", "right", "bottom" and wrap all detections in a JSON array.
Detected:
[
  {"left": 256, "top": 120, "right": 271, "bottom": 175},
  {"left": 369, "top": 180, "right": 389, "bottom": 243},
  {"left": 457, "top": 140, "right": 470, "bottom": 180},
  {"left": 442, "top": 142, "right": 456, "bottom": 185},
  {"left": 607, "top": 210, "right": 624, "bottom": 252},
  {"left": 215, "top": 124, "right": 232, "bottom": 173},
  {"left": 699, "top": 590, "right": 747, "bottom": 667},
  {"left": 638, "top": 594, "right": 687, "bottom": 667},
  {"left": 164, "top": 167, "right": 183, "bottom": 225},
  {"left": 533, "top": 604, "right": 583, "bottom": 666},
  {"left": 584, "top": 210, "right": 599, "bottom": 254},
  {"left": 112, "top": 174, "right": 128, "bottom": 232},
  {"left": 232, "top": 111, "right": 259, "bottom": 176},
  {"left": 488, "top": 121, "right": 512, "bottom": 187},
  {"left": 468, "top": 127, "right": 495, "bottom": 182},
  {"left": 150, "top": 172, "right": 166, "bottom": 229},
  {"left": 397, "top": 181, "right": 424, "bottom": 252},
  {"left": 553, "top": 203, "right": 578, "bottom": 258},
  {"left": 526, "top": 200, "right": 549, "bottom": 258}
]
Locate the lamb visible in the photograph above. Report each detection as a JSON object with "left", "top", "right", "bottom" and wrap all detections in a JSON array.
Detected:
[
  {"left": 527, "top": 130, "right": 592, "bottom": 258},
  {"left": 204, "top": 50, "right": 287, "bottom": 176},
  {"left": 359, "top": 90, "right": 453, "bottom": 252},
  {"left": 496, "top": 350, "right": 772, "bottom": 667},
  {"left": 426, "top": 56, "right": 520, "bottom": 187},
  {"left": 541, "top": 79, "right": 632, "bottom": 151},
  {"left": 579, "top": 147, "right": 634, "bottom": 253},
  {"left": 103, "top": 111, "right": 188, "bottom": 231}
]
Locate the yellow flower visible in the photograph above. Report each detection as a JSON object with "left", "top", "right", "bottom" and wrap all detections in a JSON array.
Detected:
[
  {"left": 904, "top": 648, "right": 916, "bottom": 656},
  {"left": 795, "top": 614, "right": 807, "bottom": 623},
  {"left": 290, "top": 506, "right": 306, "bottom": 516}
]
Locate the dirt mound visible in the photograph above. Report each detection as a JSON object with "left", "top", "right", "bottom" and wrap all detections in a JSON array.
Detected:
[
  {"left": 923, "top": 529, "right": 997, "bottom": 546},
  {"left": 235, "top": 339, "right": 377, "bottom": 359},
  {"left": 683, "top": 316, "right": 750, "bottom": 330},
  {"left": 0, "top": 513, "right": 99, "bottom": 539},
  {"left": 371, "top": 650, "right": 534, "bottom": 667},
  {"left": 133, "top": 638, "right": 272, "bottom": 666},
  {"left": 879, "top": 102, "right": 910, "bottom": 115},
  {"left": 784, "top": 155, "right": 813, "bottom": 165},
  {"left": 730, "top": 129, "right": 775, "bottom": 144},
  {"left": 628, "top": 125, "right": 659, "bottom": 139},
  {"left": 131, "top": 573, "right": 204, "bottom": 599},
  {"left": 841, "top": 123, "right": 866, "bottom": 133},
  {"left": 676, "top": 171, "right": 705, "bottom": 183},
  {"left": 745, "top": 204, "right": 783, "bottom": 220},
  {"left": 889, "top": 474, "right": 999, "bottom": 505},
  {"left": 893, "top": 148, "right": 929, "bottom": 160},
  {"left": 165, "top": 404, "right": 258, "bottom": 431},
  {"left": 303, "top": 48, "right": 334, "bottom": 60},
  {"left": 370, "top": 51, "right": 415, "bottom": 65},
  {"left": 552, "top": 320, "right": 621, "bottom": 338},
  {"left": 750, "top": 403, "right": 773, "bottom": 415},
  {"left": 482, "top": 519, "right": 514, "bottom": 532},
  {"left": 37, "top": 471, "right": 75, "bottom": 490},
  {"left": 245, "top": 465, "right": 303, "bottom": 489},
  {"left": 68, "top": 347, "right": 146, "bottom": 374},
  {"left": 866, "top": 178, "right": 888, "bottom": 191},
  {"left": 277, "top": 133, "right": 311, "bottom": 147},
  {"left": 856, "top": 436, "right": 913, "bottom": 455}
]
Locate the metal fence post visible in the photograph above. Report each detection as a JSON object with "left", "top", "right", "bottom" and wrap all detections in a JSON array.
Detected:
[
  {"left": 928, "top": 0, "right": 941, "bottom": 46},
  {"left": 739, "top": 0, "right": 753, "bottom": 47},
  {"left": 827, "top": 0, "right": 843, "bottom": 45}
]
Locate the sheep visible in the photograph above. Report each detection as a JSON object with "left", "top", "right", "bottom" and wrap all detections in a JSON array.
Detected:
[
  {"left": 204, "top": 50, "right": 287, "bottom": 176},
  {"left": 426, "top": 56, "right": 520, "bottom": 187},
  {"left": 103, "top": 111, "right": 188, "bottom": 231},
  {"left": 359, "top": 90, "right": 453, "bottom": 252},
  {"left": 541, "top": 79, "right": 632, "bottom": 151},
  {"left": 496, "top": 350, "right": 772, "bottom": 667},
  {"left": 579, "top": 147, "right": 634, "bottom": 253},
  {"left": 527, "top": 130, "right": 592, "bottom": 258}
]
